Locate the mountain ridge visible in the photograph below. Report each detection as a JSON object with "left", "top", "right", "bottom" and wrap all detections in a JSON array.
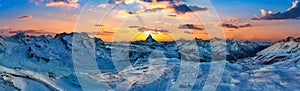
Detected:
[
  {"left": 0, "top": 32, "right": 299, "bottom": 90},
  {"left": 1, "top": 32, "right": 273, "bottom": 62}
]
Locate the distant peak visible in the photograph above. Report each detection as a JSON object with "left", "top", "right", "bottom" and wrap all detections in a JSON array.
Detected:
[
  {"left": 54, "top": 32, "right": 89, "bottom": 39},
  {"left": 280, "top": 36, "right": 300, "bottom": 42},
  {"left": 12, "top": 32, "right": 26, "bottom": 40},
  {"left": 145, "top": 35, "right": 157, "bottom": 42}
]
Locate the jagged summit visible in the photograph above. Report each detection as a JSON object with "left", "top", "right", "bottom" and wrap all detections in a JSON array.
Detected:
[
  {"left": 279, "top": 36, "right": 300, "bottom": 42},
  {"left": 145, "top": 34, "right": 157, "bottom": 42},
  {"left": 253, "top": 36, "right": 300, "bottom": 64},
  {"left": 2, "top": 32, "right": 299, "bottom": 90},
  {"left": 11, "top": 32, "right": 26, "bottom": 40}
]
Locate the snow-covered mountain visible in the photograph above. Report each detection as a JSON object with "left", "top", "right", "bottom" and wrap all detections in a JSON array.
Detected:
[
  {"left": 0, "top": 36, "right": 6, "bottom": 54},
  {"left": 0, "top": 32, "right": 300, "bottom": 91},
  {"left": 254, "top": 37, "right": 300, "bottom": 64}
]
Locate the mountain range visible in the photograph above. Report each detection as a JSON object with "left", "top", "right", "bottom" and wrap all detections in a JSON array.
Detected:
[{"left": 0, "top": 32, "right": 299, "bottom": 91}]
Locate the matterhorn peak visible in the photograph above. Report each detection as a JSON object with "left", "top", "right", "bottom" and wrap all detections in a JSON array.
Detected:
[{"left": 145, "top": 34, "right": 157, "bottom": 42}]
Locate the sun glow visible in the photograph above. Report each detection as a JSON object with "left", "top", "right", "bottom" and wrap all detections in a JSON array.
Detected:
[
  {"left": 132, "top": 31, "right": 175, "bottom": 41},
  {"left": 144, "top": 31, "right": 153, "bottom": 36}
]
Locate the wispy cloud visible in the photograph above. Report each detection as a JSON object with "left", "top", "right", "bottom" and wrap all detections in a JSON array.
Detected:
[
  {"left": 109, "top": 0, "right": 183, "bottom": 4},
  {"left": 128, "top": 26, "right": 141, "bottom": 28},
  {"left": 29, "top": 0, "right": 43, "bottom": 5},
  {"left": 173, "top": 4, "right": 207, "bottom": 14},
  {"left": 252, "top": 0, "right": 300, "bottom": 20},
  {"left": 141, "top": 0, "right": 183, "bottom": 3},
  {"left": 87, "top": 31, "right": 115, "bottom": 36},
  {"left": 14, "top": 15, "right": 32, "bottom": 20},
  {"left": 184, "top": 31, "right": 193, "bottom": 34},
  {"left": 128, "top": 26, "right": 169, "bottom": 33},
  {"left": 178, "top": 24, "right": 203, "bottom": 30},
  {"left": 46, "top": 0, "right": 80, "bottom": 8},
  {"left": 0, "top": 26, "right": 12, "bottom": 36},
  {"left": 94, "top": 24, "right": 104, "bottom": 27},
  {"left": 138, "top": 27, "right": 169, "bottom": 33},
  {"left": 115, "top": 2, "right": 147, "bottom": 13},
  {"left": 105, "top": 0, "right": 207, "bottom": 16},
  {"left": 9, "top": 30, "right": 56, "bottom": 35},
  {"left": 222, "top": 22, "right": 253, "bottom": 29},
  {"left": 238, "top": 23, "right": 253, "bottom": 28}
]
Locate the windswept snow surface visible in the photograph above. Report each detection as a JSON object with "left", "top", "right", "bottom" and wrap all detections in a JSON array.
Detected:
[{"left": 0, "top": 33, "right": 299, "bottom": 91}]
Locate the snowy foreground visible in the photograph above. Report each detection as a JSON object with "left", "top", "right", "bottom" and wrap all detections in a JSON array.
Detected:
[{"left": 0, "top": 32, "right": 299, "bottom": 91}]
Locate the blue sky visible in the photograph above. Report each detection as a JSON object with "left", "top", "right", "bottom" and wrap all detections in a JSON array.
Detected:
[
  {"left": 0, "top": 0, "right": 299, "bottom": 41},
  {"left": 0, "top": 0, "right": 295, "bottom": 21},
  {"left": 0, "top": 0, "right": 296, "bottom": 19},
  {"left": 211, "top": 0, "right": 295, "bottom": 19}
]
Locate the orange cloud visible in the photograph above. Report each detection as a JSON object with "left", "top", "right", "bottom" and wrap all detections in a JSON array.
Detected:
[
  {"left": 46, "top": 0, "right": 79, "bottom": 8},
  {"left": 88, "top": 31, "right": 115, "bottom": 36},
  {"left": 109, "top": 0, "right": 207, "bottom": 16},
  {"left": 128, "top": 26, "right": 169, "bottom": 34}
]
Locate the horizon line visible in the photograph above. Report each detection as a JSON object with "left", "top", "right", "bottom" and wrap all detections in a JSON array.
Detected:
[{"left": 1, "top": 32, "right": 296, "bottom": 43}]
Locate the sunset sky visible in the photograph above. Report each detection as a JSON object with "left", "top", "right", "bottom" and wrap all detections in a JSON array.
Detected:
[{"left": 0, "top": 0, "right": 300, "bottom": 42}]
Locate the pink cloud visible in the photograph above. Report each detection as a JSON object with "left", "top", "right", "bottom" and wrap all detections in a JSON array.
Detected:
[{"left": 46, "top": 0, "right": 80, "bottom": 8}]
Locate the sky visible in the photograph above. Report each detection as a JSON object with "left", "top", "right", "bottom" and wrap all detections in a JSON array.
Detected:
[{"left": 0, "top": 0, "right": 299, "bottom": 42}]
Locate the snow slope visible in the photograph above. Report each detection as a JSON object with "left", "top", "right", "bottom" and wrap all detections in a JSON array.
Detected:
[{"left": 255, "top": 37, "right": 300, "bottom": 64}]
